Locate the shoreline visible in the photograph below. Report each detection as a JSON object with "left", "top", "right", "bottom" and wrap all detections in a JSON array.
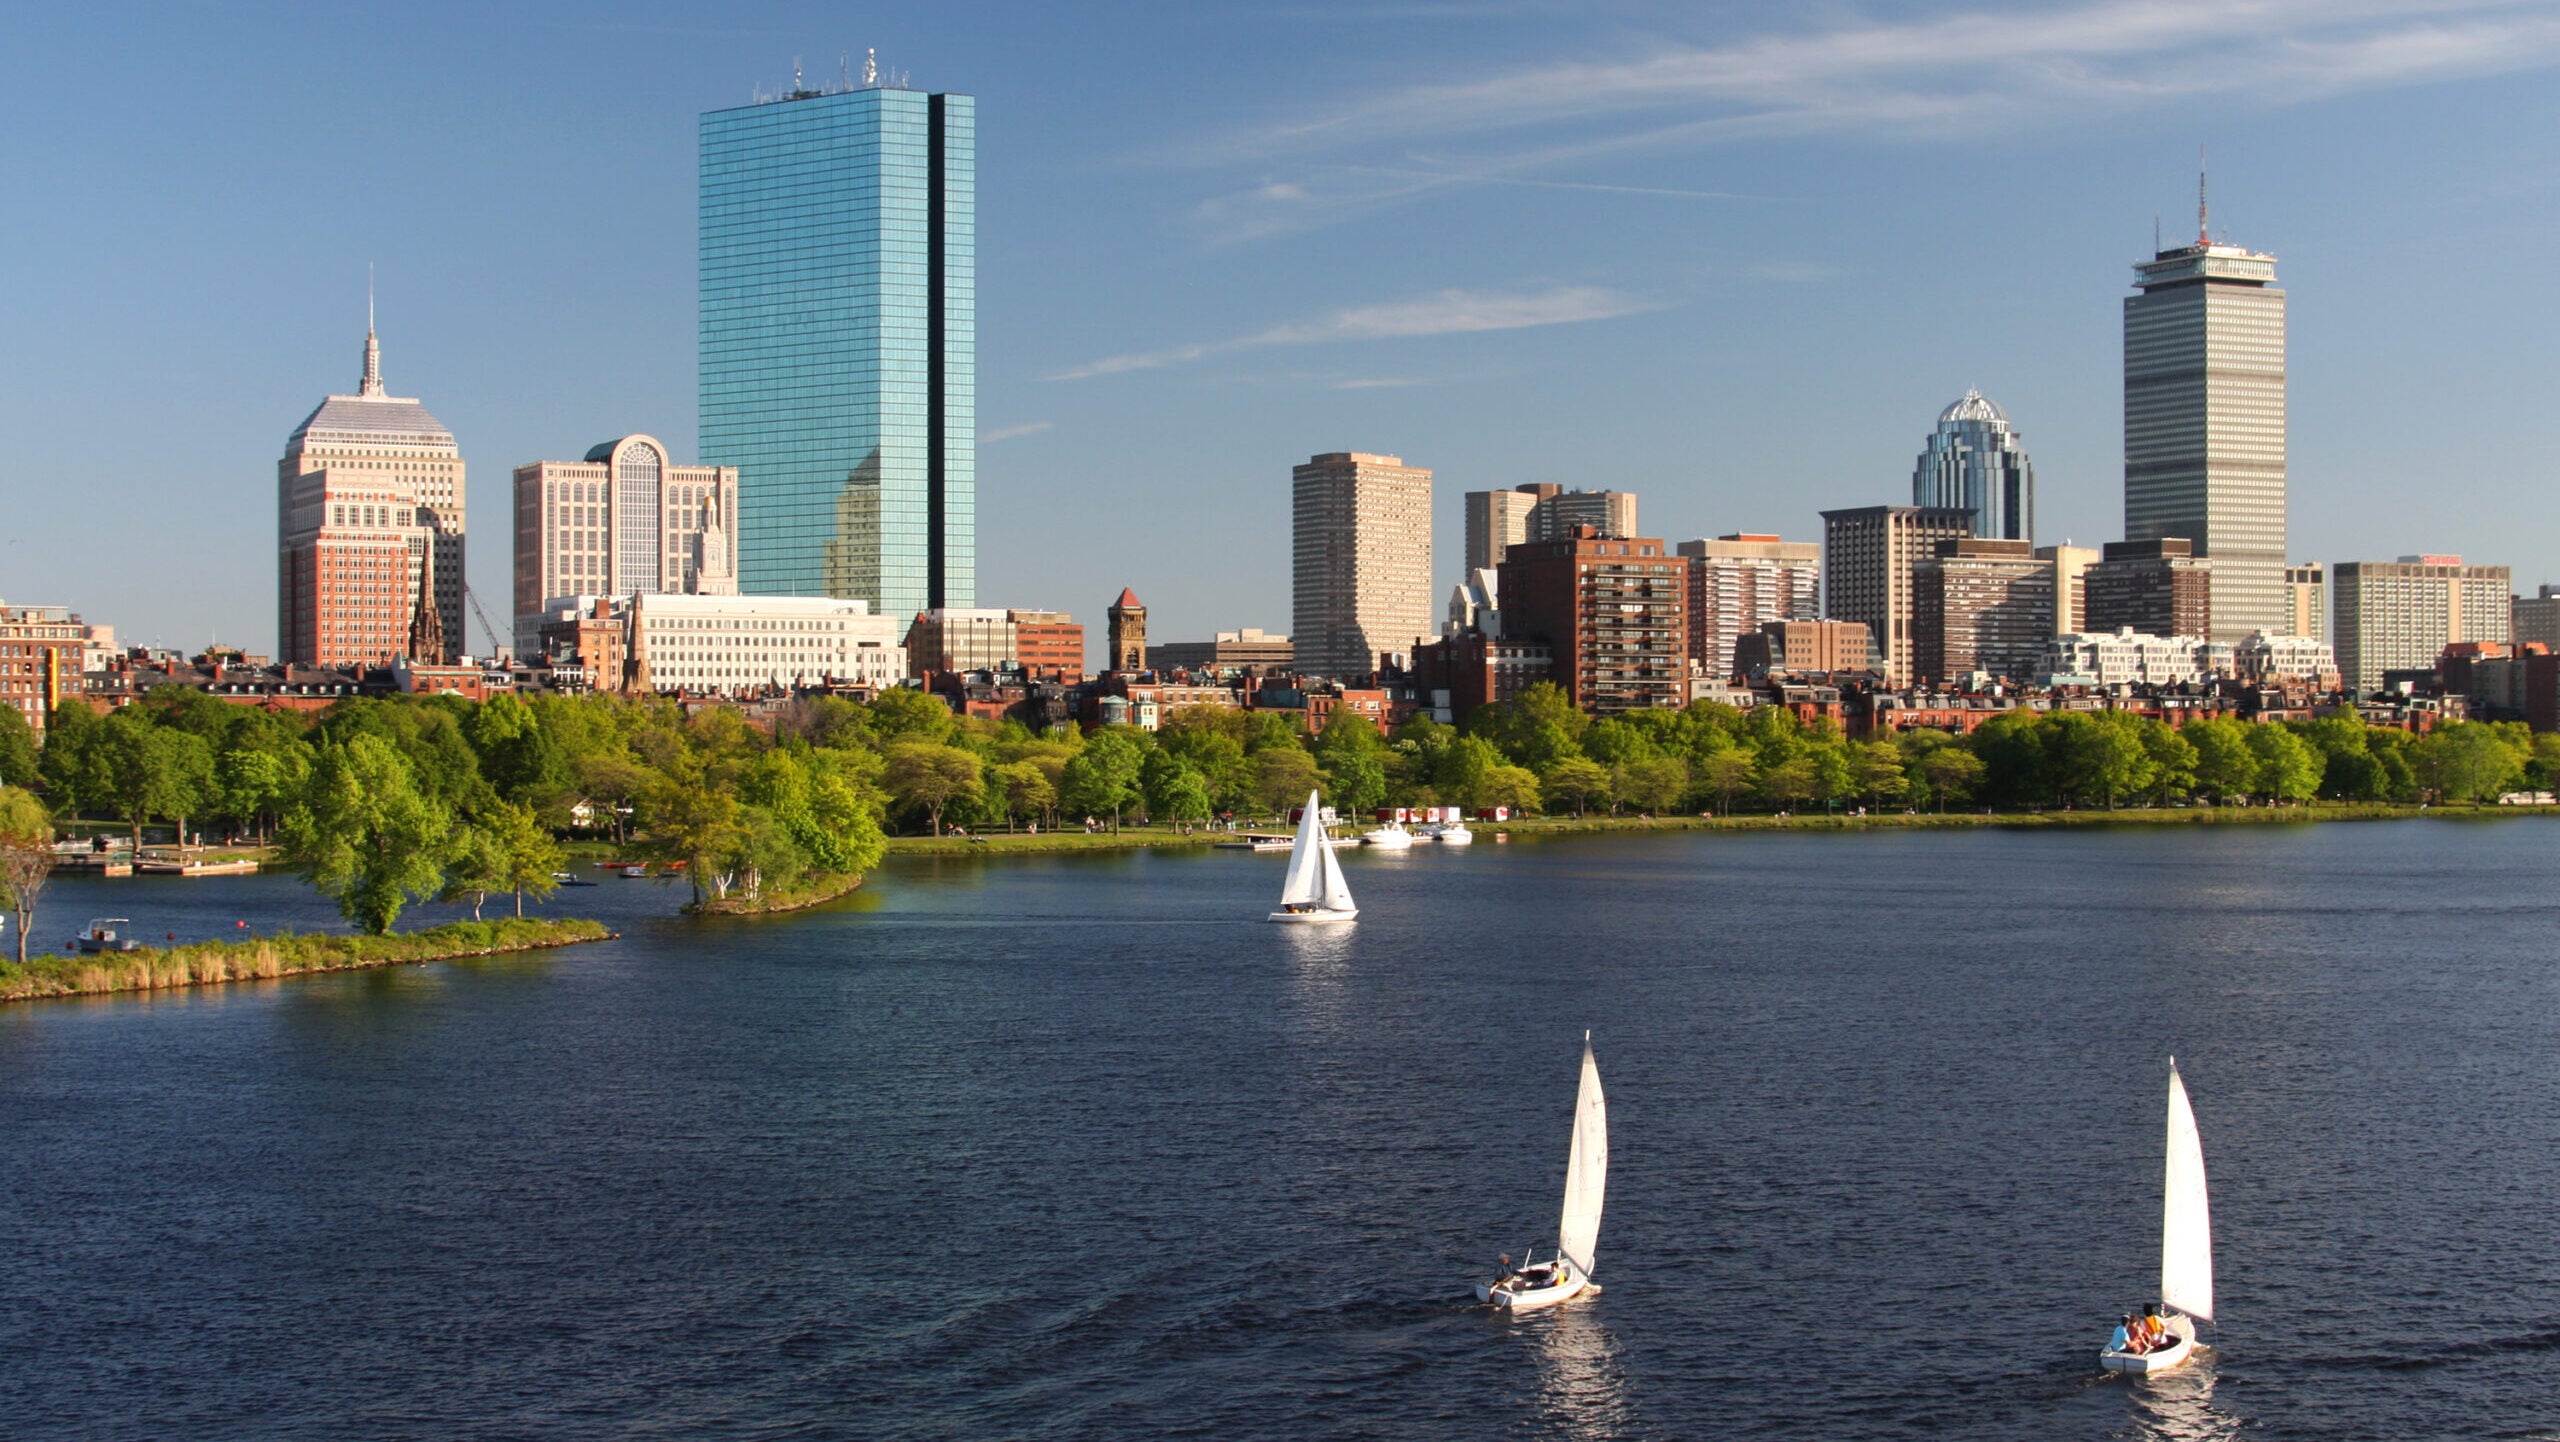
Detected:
[
  {"left": 0, "top": 918, "right": 616, "bottom": 1005},
  {"left": 685, "top": 871, "right": 865, "bottom": 917},
  {"left": 882, "top": 802, "right": 2544, "bottom": 857}
]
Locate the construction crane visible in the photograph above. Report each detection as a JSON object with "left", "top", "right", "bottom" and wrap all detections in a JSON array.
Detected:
[{"left": 460, "top": 584, "right": 509, "bottom": 664}]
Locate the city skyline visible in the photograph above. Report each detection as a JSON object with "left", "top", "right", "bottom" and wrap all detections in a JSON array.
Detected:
[{"left": 7, "top": 4, "right": 2560, "bottom": 655}]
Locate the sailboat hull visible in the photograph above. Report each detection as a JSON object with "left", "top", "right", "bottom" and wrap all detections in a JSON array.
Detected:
[
  {"left": 2100, "top": 1318, "right": 2198, "bottom": 1374},
  {"left": 1266, "top": 908, "right": 1357, "bottom": 924},
  {"left": 1476, "top": 1272, "right": 1590, "bottom": 1312}
]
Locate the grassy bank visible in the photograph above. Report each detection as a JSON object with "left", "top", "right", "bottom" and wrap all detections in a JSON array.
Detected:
[
  {"left": 686, "top": 871, "right": 865, "bottom": 916},
  {"left": 0, "top": 917, "right": 615, "bottom": 1005},
  {"left": 878, "top": 802, "right": 2541, "bottom": 858}
]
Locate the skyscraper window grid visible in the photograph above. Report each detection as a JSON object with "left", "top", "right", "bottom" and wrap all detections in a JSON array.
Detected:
[{"left": 698, "top": 76, "right": 973, "bottom": 618}]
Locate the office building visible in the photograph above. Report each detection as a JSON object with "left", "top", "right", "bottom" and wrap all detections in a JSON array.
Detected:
[
  {"left": 1820, "top": 505, "right": 1973, "bottom": 688},
  {"left": 1531, "top": 488, "right": 1638, "bottom": 543},
  {"left": 1008, "top": 610, "right": 1084, "bottom": 681},
  {"left": 1733, "top": 619, "right": 1872, "bottom": 676},
  {"left": 278, "top": 325, "right": 466, "bottom": 667},
  {"left": 1678, "top": 533, "right": 1820, "bottom": 679},
  {"left": 1464, "top": 487, "right": 1543, "bottom": 573},
  {"left": 512, "top": 435, "right": 740, "bottom": 656},
  {"left": 2125, "top": 197, "right": 2287, "bottom": 640},
  {"left": 628, "top": 592, "right": 904, "bottom": 695},
  {"left": 700, "top": 66, "right": 975, "bottom": 618},
  {"left": 2037, "top": 544, "right": 2100, "bottom": 635},
  {"left": 905, "top": 608, "right": 1016, "bottom": 677},
  {"left": 1292, "top": 452, "right": 1434, "bottom": 679},
  {"left": 0, "top": 603, "right": 94, "bottom": 739},
  {"left": 2285, "top": 563, "right": 2328, "bottom": 642},
  {"left": 2333, "top": 556, "right": 2512, "bottom": 694},
  {"left": 1107, "top": 588, "right": 1146, "bottom": 675},
  {"left": 2514, "top": 585, "right": 2560, "bottom": 651},
  {"left": 2085, "top": 539, "right": 2211, "bottom": 640},
  {"left": 1912, "top": 390, "right": 2034, "bottom": 541},
  {"left": 1151, "top": 628, "right": 1293, "bottom": 677},
  {"left": 1913, "top": 539, "right": 2055, "bottom": 683},
  {"left": 1498, "top": 529, "right": 1687, "bottom": 715},
  {"left": 2233, "top": 630, "right": 2339, "bottom": 688}
]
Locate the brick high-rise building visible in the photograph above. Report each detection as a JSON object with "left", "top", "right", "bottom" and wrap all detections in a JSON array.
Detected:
[
  {"left": 2085, "top": 538, "right": 2212, "bottom": 639},
  {"left": 1913, "top": 539, "right": 2056, "bottom": 683},
  {"left": 1733, "top": 618, "right": 1871, "bottom": 676},
  {"left": 1678, "top": 533, "right": 1819, "bottom": 680},
  {"left": 512, "top": 435, "right": 740, "bottom": 656},
  {"left": 1008, "top": 609, "right": 1084, "bottom": 681},
  {"left": 1497, "top": 529, "right": 1687, "bottom": 714},
  {"left": 1292, "top": 452, "right": 1434, "bottom": 679},
  {"left": 279, "top": 324, "right": 466, "bottom": 667},
  {"left": 2334, "top": 556, "right": 2511, "bottom": 694},
  {"left": 0, "top": 603, "right": 93, "bottom": 739},
  {"left": 1819, "top": 505, "right": 1973, "bottom": 688}
]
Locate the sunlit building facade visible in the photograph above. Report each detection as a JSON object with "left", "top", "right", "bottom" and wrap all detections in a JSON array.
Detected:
[{"left": 700, "top": 73, "right": 975, "bottom": 618}]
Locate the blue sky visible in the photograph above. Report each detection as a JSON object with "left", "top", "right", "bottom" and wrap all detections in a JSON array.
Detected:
[{"left": 6, "top": 1, "right": 2558, "bottom": 657}]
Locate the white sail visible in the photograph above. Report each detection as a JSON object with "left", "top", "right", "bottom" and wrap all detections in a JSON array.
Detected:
[
  {"left": 2160, "top": 1061, "right": 2214, "bottom": 1323},
  {"left": 1556, "top": 1033, "right": 1607, "bottom": 1278},
  {"left": 1315, "top": 815, "right": 1356, "bottom": 912},
  {"left": 1278, "top": 791, "right": 1327, "bottom": 907}
]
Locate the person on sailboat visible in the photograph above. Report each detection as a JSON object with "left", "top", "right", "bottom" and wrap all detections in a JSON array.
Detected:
[
  {"left": 2109, "top": 1315, "right": 2135, "bottom": 1355},
  {"left": 1493, "top": 1254, "right": 1516, "bottom": 1287}
]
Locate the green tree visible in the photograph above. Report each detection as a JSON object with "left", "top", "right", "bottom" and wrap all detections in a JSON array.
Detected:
[
  {"left": 1698, "top": 749, "right": 1757, "bottom": 815},
  {"left": 0, "top": 785, "right": 53, "bottom": 964},
  {"left": 2245, "top": 724, "right": 2324, "bottom": 805},
  {"left": 1471, "top": 682, "right": 1588, "bottom": 770},
  {"left": 1321, "top": 746, "right": 1388, "bottom": 817},
  {"left": 0, "top": 704, "right": 37, "bottom": 788},
  {"left": 2141, "top": 721, "right": 2198, "bottom": 803},
  {"left": 1758, "top": 757, "right": 1818, "bottom": 812},
  {"left": 2184, "top": 718, "right": 2259, "bottom": 801},
  {"left": 1156, "top": 767, "right": 1213, "bottom": 824},
  {"left": 98, "top": 713, "right": 216, "bottom": 851},
  {"left": 1848, "top": 742, "right": 1908, "bottom": 809},
  {"left": 278, "top": 734, "right": 453, "bottom": 933},
  {"left": 1474, "top": 764, "right": 1541, "bottom": 814},
  {"left": 466, "top": 692, "right": 568, "bottom": 808},
  {"left": 995, "top": 759, "right": 1057, "bottom": 831},
  {"left": 1920, "top": 746, "right": 1985, "bottom": 813},
  {"left": 2056, "top": 712, "right": 2153, "bottom": 809},
  {"left": 1968, "top": 713, "right": 2053, "bottom": 807},
  {"left": 1252, "top": 745, "right": 1323, "bottom": 816},
  {"left": 2411, "top": 722, "right": 2526, "bottom": 803},
  {"left": 38, "top": 702, "right": 109, "bottom": 813},
  {"left": 1542, "top": 756, "right": 1613, "bottom": 817},
  {"left": 439, "top": 820, "right": 510, "bottom": 922},
  {"left": 867, "top": 687, "right": 957, "bottom": 744},
  {"left": 1613, "top": 754, "right": 1690, "bottom": 814},
  {"left": 1060, "top": 728, "right": 1147, "bottom": 830},
  {"left": 883, "top": 740, "right": 986, "bottom": 834}
]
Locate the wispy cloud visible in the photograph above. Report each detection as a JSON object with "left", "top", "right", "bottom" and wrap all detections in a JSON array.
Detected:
[
  {"left": 978, "top": 421, "right": 1054, "bottom": 444},
  {"left": 1046, "top": 284, "right": 1659, "bottom": 382},
  {"left": 1189, "top": 0, "right": 2560, "bottom": 234}
]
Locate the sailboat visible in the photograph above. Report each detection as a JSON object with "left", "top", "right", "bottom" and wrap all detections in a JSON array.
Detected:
[
  {"left": 2100, "top": 1058, "right": 2214, "bottom": 1374},
  {"left": 1266, "top": 790, "right": 1358, "bottom": 923},
  {"left": 1478, "top": 1033, "right": 1607, "bottom": 1312}
]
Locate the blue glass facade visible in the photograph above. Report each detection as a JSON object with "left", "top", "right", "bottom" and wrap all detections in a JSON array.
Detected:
[{"left": 700, "top": 85, "right": 974, "bottom": 615}]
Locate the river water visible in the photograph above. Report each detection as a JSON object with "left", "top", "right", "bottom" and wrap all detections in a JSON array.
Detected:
[{"left": 4, "top": 820, "right": 2559, "bottom": 1440}]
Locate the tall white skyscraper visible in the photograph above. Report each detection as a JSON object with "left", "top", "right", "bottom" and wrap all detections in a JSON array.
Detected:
[
  {"left": 1293, "top": 451, "right": 1433, "bottom": 679},
  {"left": 2125, "top": 185, "right": 2286, "bottom": 642}
]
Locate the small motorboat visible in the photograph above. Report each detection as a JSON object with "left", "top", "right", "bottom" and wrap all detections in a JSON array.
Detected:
[
  {"left": 1267, "top": 791, "right": 1357, "bottom": 924},
  {"left": 1361, "top": 822, "right": 1415, "bottom": 849},
  {"left": 74, "top": 918, "right": 141, "bottom": 954},
  {"left": 1435, "top": 822, "right": 1475, "bottom": 845},
  {"left": 552, "top": 871, "right": 599, "bottom": 887},
  {"left": 620, "top": 864, "right": 649, "bottom": 879},
  {"left": 1477, "top": 1034, "right": 1607, "bottom": 1312},
  {"left": 2099, "top": 1059, "right": 2214, "bottom": 1374}
]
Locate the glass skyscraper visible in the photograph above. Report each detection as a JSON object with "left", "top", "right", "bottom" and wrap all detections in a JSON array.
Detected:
[
  {"left": 1910, "top": 390, "right": 2034, "bottom": 542},
  {"left": 699, "top": 76, "right": 974, "bottom": 617}
]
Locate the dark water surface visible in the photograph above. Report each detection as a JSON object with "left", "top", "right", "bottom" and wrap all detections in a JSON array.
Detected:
[{"left": 6, "top": 821, "right": 2560, "bottom": 1440}]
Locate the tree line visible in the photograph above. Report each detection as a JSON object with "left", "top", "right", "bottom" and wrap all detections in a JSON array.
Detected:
[{"left": 0, "top": 680, "right": 2551, "bottom": 949}]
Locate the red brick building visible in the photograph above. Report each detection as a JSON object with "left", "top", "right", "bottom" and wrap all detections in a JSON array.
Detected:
[
  {"left": 1009, "top": 609, "right": 1085, "bottom": 681},
  {"left": 1495, "top": 528, "right": 1688, "bottom": 714}
]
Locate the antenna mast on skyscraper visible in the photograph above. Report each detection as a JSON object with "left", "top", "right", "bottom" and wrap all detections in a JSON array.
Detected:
[
  {"left": 2197, "top": 144, "right": 2209, "bottom": 246},
  {"left": 863, "top": 47, "right": 878, "bottom": 87}
]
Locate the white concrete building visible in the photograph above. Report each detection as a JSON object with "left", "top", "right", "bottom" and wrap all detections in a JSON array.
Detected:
[
  {"left": 2040, "top": 629, "right": 2220, "bottom": 687},
  {"left": 628, "top": 593, "right": 902, "bottom": 695},
  {"left": 2233, "top": 629, "right": 2340, "bottom": 688}
]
